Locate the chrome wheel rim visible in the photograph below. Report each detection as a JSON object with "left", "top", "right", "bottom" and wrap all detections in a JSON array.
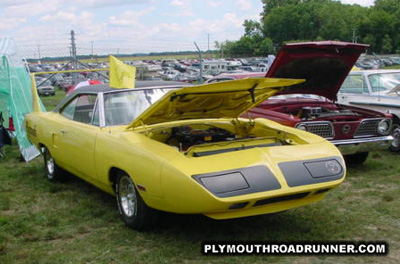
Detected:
[
  {"left": 118, "top": 176, "right": 137, "bottom": 217},
  {"left": 45, "top": 150, "right": 55, "bottom": 178},
  {"left": 392, "top": 125, "right": 400, "bottom": 149}
]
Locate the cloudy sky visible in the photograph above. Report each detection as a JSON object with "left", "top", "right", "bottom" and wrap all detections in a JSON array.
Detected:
[{"left": 0, "top": 0, "right": 375, "bottom": 57}]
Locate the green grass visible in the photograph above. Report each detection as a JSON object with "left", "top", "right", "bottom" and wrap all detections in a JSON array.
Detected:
[
  {"left": 0, "top": 91, "right": 399, "bottom": 263},
  {"left": 39, "top": 88, "right": 66, "bottom": 110},
  {"left": 383, "top": 65, "right": 400, "bottom": 69}
]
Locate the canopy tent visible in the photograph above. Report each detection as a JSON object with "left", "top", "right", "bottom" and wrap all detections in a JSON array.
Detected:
[{"left": 0, "top": 38, "right": 45, "bottom": 161}]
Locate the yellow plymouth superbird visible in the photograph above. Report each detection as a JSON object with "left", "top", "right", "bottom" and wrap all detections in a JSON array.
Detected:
[{"left": 25, "top": 78, "right": 346, "bottom": 230}]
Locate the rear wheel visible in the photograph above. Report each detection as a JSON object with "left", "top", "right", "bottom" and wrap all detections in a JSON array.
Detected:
[
  {"left": 389, "top": 120, "right": 400, "bottom": 152},
  {"left": 42, "top": 146, "right": 66, "bottom": 182},
  {"left": 115, "top": 172, "right": 157, "bottom": 231},
  {"left": 344, "top": 152, "right": 369, "bottom": 165}
]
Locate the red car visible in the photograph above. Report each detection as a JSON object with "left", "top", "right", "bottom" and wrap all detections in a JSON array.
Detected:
[
  {"left": 246, "top": 41, "right": 393, "bottom": 164},
  {"left": 203, "top": 42, "right": 394, "bottom": 164}
]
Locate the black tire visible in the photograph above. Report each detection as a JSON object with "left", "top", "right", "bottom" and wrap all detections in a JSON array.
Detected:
[
  {"left": 42, "top": 146, "right": 66, "bottom": 182},
  {"left": 115, "top": 172, "right": 158, "bottom": 231},
  {"left": 0, "top": 147, "right": 5, "bottom": 158},
  {"left": 344, "top": 152, "right": 369, "bottom": 165},
  {"left": 389, "top": 120, "right": 400, "bottom": 152}
]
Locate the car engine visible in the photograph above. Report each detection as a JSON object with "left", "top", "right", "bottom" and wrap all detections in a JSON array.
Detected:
[
  {"left": 296, "top": 106, "right": 359, "bottom": 120},
  {"left": 166, "top": 125, "right": 236, "bottom": 151}
]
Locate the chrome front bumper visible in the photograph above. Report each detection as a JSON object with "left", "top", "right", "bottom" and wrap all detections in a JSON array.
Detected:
[{"left": 332, "top": 136, "right": 393, "bottom": 155}]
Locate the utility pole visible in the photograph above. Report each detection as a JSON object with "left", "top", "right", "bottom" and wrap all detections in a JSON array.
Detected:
[
  {"left": 70, "top": 30, "right": 78, "bottom": 84},
  {"left": 208, "top": 33, "right": 211, "bottom": 59},
  {"left": 194, "top": 42, "right": 203, "bottom": 84},
  {"left": 37, "top": 45, "right": 41, "bottom": 64},
  {"left": 91, "top": 41, "right": 94, "bottom": 60},
  {"left": 352, "top": 28, "right": 357, "bottom": 43}
]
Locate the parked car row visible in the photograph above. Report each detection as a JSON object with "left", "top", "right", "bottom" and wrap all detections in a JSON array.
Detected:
[
  {"left": 32, "top": 68, "right": 108, "bottom": 96},
  {"left": 355, "top": 56, "right": 400, "bottom": 70},
  {"left": 27, "top": 56, "right": 275, "bottom": 89}
]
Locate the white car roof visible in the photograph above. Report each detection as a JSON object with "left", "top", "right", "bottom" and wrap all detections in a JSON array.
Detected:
[{"left": 350, "top": 69, "right": 400, "bottom": 75}]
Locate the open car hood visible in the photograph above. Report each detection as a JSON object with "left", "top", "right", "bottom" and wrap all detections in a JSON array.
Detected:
[
  {"left": 128, "top": 78, "right": 304, "bottom": 128},
  {"left": 266, "top": 41, "right": 369, "bottom": 101}
]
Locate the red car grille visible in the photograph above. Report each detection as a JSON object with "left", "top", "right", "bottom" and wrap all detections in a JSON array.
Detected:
[
  {"left": 306, "top": 123, "right": 334, "bottom": 138},
  {"left": 354, "top": 119, "right": 379, "bottom": 137}
]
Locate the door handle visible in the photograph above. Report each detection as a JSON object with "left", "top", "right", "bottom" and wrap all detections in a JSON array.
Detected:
[{"left": 60, "top": 130, "right": 68, "bottom": 134}]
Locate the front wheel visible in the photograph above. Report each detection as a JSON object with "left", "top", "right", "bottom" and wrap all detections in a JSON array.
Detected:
[
  {"left": 115, "top": 172, "right": 158, "bottom": 231},
  {"left": 42, "top": 146, "right": 66, "bottom": 182},
  {"left": 389, "top": 120, "right": 400, "bottom": 152}
]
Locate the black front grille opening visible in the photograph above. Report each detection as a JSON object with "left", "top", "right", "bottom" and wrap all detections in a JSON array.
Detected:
[
  {"left": 253, "top": 192, "right": 310, "bottom": 207},
  {"left": 314, "top": 188, "right": 331, "bottom": 195},
  {"left": 229, "top": 202, "right": 249, "bottom": 210}
]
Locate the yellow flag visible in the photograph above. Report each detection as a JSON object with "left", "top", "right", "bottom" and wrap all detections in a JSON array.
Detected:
[
  {"left": 109, "top": 55, "right": 136, "bottom": 88},
  {"left": 30, "top": 73, "right": 41, "bottom": 113}
]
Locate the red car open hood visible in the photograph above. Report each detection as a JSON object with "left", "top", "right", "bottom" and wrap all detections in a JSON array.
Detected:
[{"left": 266, "top": 41, "right": 368, "bottom": 101}]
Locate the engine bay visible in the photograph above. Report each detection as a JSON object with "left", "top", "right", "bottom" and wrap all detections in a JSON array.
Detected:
[
  {"left": 166, "top": 125, "right": 237, "bottom": 151},
  {"left": 297, "top": 106, "right": 359, "bottom": 120},
  {"left": 276, "top": 105, "right": 364, "bottom": 121},
  {"left": 142, "top": 121, "right": 297, "bottom": 156}
]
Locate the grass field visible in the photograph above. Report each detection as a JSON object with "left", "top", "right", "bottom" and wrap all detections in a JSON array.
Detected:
[
  {"left": 1, "top": 90, "right": 400, "bottom": 263},
  {"left": 383, "top": 65, "right": 400, "bottom": 69}
]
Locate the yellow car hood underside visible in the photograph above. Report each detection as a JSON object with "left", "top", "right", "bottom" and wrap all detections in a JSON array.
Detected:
[{"left": 127, "top": 77, "right": 305, "bottom": 129}]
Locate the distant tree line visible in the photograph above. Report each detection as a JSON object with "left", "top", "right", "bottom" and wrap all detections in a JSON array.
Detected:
[{"left": 216, "top": 0, "right": 400, "bottom": 57}]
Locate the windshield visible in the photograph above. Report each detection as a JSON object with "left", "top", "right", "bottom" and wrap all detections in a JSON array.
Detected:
[
  {"left": 104, "top": 88, "right": 171, "bottom": 126},
  {"left": 368, "top": 72, "right": 400, "bottom": 92}
]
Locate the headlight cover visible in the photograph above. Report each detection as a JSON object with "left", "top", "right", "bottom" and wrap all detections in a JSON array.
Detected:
[
  {"left": 200, "top": 172, "right": 249, "bottom": 194},
  {"left": 279, "top": 157, "right": 345, "bottom": 187},
  {"left": 304, "top": 159, "right": 343, "bottom": 178},
  {"left": 377, "top": 119, "right": 391, "bottom": 135},
  {"left": 192, "top": 165, "right": 281, "bottom": 198}
]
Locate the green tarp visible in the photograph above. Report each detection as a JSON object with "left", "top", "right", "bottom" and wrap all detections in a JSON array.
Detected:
[{"left": 0, "top": 38, "right": 45, "bottom": 161}]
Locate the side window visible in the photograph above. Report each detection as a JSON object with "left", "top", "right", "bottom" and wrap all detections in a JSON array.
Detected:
[
  {"left": 340, "top": 75, "right": 368, "bottom": 94},
  {"left": 61, "top": 94, "right": 97, "bottom": 124},
  {"left": 61, "top": 97, "right": 78, "bottom": 120},
  {"left": 369, "top": 75, "right": 391, "bottom": 92}
]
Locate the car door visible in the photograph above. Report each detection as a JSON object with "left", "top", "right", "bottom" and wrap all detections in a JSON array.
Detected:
[{"left": 53, "top": 94, "right": 100, "bottom": 182}]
